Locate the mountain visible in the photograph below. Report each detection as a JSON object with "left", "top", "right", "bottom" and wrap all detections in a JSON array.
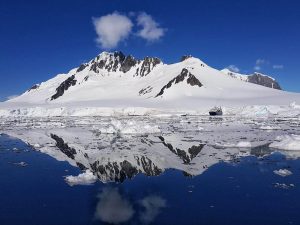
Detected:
[
  {"left": 221, "top": 69, "right": 281, "bottom": 90},
  {"left": 1, "top": 51, "right": 300, "bottom": 117}
]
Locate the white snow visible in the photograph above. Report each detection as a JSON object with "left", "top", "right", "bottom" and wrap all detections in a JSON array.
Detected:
[
  {"left": 65, "top": 170, "right": 97, "bottom": 186},
  {"left": 273, "top": 169, "right": 292, "bottom": 177},
  {"left": 0, "top": 52, "right": 299, "bottom": 117},
  {"left": 269, "top": 135, "right": 300, "bottom": 151}
]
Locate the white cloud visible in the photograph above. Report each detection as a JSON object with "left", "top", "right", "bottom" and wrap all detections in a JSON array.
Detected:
[
  {"left": 254, "top": 65, "right": 261, "bottom": 71},
  {"left": 256, "top": 59, "right": 266, "bottom": 65},
  {"left": 227, "top": 65, "right": 240, "bottom": 73},
  {"left": 139, "top": 195, "right": 166, "bottom": 224},
  {"left": 94, "top": 187, "right": 134, "bottom": 224},
  {"left": 6, "top": 95, "right": 18, "bottom": 100},
  {"left": 273, "top": 64, "right": 284, "bottom": 69},
  {"left": 137, "top": 12, "right": 165, "bottom": 41},
  {"left": 254, "top": 58, "right": 267, "bottom": 71},
  {"left": 93, "top": 12, "right": 133, "bottom": 49}
]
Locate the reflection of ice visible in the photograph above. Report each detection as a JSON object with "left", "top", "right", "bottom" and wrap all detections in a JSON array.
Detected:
[
  {"left": 270, "top": 134, "right": 300, "bottom": 151},
  {"left": 1, "top": 115, "right": 300, "bottom": 183},
  {"left": 95, "top": 187, "right": 134, "bottom": 224},
  {"left": 96, "top": 119, "right": 161, "bottom": 134}
]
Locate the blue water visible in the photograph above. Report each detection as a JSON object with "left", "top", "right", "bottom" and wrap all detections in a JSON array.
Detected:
[{"left": 1, "top": 134, "right": 300, "bottom": 225}]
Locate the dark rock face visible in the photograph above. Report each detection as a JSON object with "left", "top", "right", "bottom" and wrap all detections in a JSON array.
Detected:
[
  {"left": 50, "top": 134, "right": 77, "bottom": 159},
  {"left": 87, "top": 52, "right": 161, "bottom": 76},
  {"left": 90, "top": 51, "right": 126, "bottom": 73},
  {"left": 27, "top": 84, "right": 40, "bottom": 92},
  {"left": 139, "top": 86, "right": 153, "bottom": 96},
  {"left": 158, "top": 136, "right": 204, "bottom": 164},
  {"left": 51, "top": 75, "right": 77, "bottom": 100},
  {"left": 247, "top": 73, "right": 281, "bottom": 90},
  {"left": 120, "top": 55, "right": 138, "bottom": 73},
  {"left": 156, "top": 68, "right": 202, "bottom": 97},
  {"left": 138, "top": 57, "right": 161, "bottom": 77},
  {"left": 76, "top": 63, "right": 88, "bottom": 73},
  {"left": 91, "top": 156, "right": 162, "bottom": 183}
]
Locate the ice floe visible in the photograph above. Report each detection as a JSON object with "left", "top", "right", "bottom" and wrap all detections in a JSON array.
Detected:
[
  {"left": 259, "top": 125, "right": 281, "bottom": 130},
  {"left": 273, "top": 183, "right": 295, "bottom": 189},
  {"left": 269, "top": 135, "right": 300, "bottom": 151},
  {"left": 273, "top": 169, "right": 292, "bottom": 177},
  {"left": 215, "top": 141, "right": 252, "bottom": 148}
]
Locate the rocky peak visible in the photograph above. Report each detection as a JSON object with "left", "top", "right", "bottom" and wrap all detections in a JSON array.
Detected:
[
  {"left": 90, "top": 51, "right": 126, "bottom": 73},
  {"left": 222, "top": 68, "right": 282, "bottom": 90},
  {"left": 137, "top": 56, "right": 162, "bottom": 77},
  {"left": 27, "top": 84, "right": 40, "bottom": 92},
  {"left": 87, "top": 51, "right": 163, "bottom": 76},
  {"left": 180, "top": 55, "right": 193, "bottom": 62},
  {"left": 119, "top": 55, "right": 139, "bottom": 73},
  {"left": 248, "top": 72, "right": 281, "bottom": 90}
]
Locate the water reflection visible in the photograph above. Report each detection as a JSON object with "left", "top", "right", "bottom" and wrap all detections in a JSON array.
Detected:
[
  {"left": 94, "top": 187, "right": 166, "bottom": 224},
  {"left": 1, "top": 115, "right": 300, "bottom": 184},
  {"left": 1, "top": 116, "right": 300, "bottom": 225}
]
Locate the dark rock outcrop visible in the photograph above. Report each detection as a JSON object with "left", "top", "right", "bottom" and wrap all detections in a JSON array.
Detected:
[
  {"left": 91, "top": 156, "right": 162, "bottom": 183},
  {"left": 51, "top": 75, "right": 77, "bottom": 100},
  {"left": 158, "top": 136, "right": 204, "bottom": 164},
  {"left": 247, "top": 72, "right": 281, "bottom": 90},
  {"left": 138, "top": 57, "right": 161, "bottom": 77},
  {"left": 76, "top": 63, "right": 88, "bottom": 73},
  {"left": 90, "top": 51, "right": 126, "bottom": 73},
  {"left": 27, "top": 84, "right": 40, "bottom": 92},
  {"left": 120, "top": 55, "right": 138, "bottom": 73},
  {"left": 156, "top": 68, "right": 202, "bottom": 97},
  {"left": 51, "top": 134, "right": 77, "bottom": 159}
]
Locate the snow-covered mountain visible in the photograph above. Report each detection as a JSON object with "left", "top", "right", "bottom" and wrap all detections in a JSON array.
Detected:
[
  {"left": 1, "top": 51, "right": 300, "bottom": 117},
  {"left": 221, "top": 69, "right": 281, "bottom": 90}
]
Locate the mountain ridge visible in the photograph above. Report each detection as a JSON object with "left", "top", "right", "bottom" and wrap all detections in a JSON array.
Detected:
[
  {"left": 10, "top": 51, "right": 283, "bottom": 104},
  {"left": 1, "top": 51, "right": 300, "bottom": 118}
]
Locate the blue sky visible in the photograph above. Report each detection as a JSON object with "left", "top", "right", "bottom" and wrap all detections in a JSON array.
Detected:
[{"left": 0, "top": 0, "right": 300, "bottom": 101}]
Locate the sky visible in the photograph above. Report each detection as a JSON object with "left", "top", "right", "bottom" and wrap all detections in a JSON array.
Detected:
[{"left": 0, "top": 0, "right": 300, "bottom": 101}]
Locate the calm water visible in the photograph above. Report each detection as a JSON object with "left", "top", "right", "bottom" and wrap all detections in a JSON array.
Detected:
[{"left": 1, "top": 116, "right": 300, "bottom": 225}]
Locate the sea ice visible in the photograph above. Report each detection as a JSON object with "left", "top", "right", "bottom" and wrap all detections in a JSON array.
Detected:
[
  {"left": 273, "top": 169, "right": 292, "bottom": 177},
  {"left": 269, "top": 135, "right": 300, "bottom": 151},
  {"left": 259, "top": 125, "right": 281, "bottom": 130},
  {"left": 98, "top": 119, "right": 161, "bottom": 134}
]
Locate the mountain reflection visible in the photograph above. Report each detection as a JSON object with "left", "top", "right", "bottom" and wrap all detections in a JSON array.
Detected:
[{"left": 2, "top": 124, "right": 276, "bottom": 183}]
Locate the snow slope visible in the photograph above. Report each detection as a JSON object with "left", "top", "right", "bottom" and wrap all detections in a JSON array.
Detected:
[{"left": 1, "top": 51, "right": 299, "bottom": 117}]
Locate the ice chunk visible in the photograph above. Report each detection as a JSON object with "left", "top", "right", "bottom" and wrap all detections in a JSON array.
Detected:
[
  {"left": 65, "top": 170, "right": 97, "bottom": 186},
  {"left": 269, "top": 135, "right": 300, "bottom": 151},
  {"left": 236, "top": 141, "right": 251, "bottom": 148},
  {"left": 216, "top": 141, "right": 251, "bottom": 148},
  {"left": 273, "top": 169, "right": 292, "bottom": 177},
  {"left": 98, "top": 119, "right": 161, "bottom": 134},
  {"left": 13, "top": 162, "right": 27, "bottom": 167},
  {"left": 273, "top": 183, "right": 295, "bottom": 189},
  {"left": 259, "top": 125, "right": 281, "bottom": 130}
]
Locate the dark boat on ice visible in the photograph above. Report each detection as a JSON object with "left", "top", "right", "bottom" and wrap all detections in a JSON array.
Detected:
[{"left": 209, "top": 107, "right": 223, "bottom": 116}]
